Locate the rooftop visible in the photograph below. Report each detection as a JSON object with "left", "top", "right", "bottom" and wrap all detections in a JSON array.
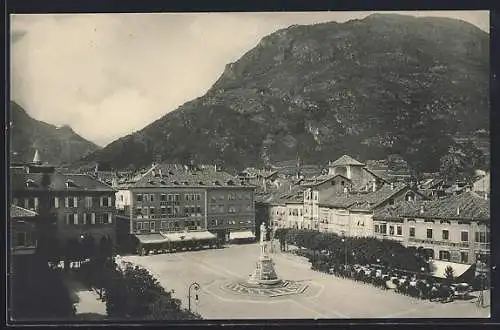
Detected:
[
  {"left": 374, "top": 191, "right": 489, "bottom": 221},
  {"left": 319, "top": 183, "right": 411, "bottom": 211},
  {"left": 329, "top": 155, "right": 365, "bottom": 167},
  {"left": 11, "top": 172, "right": 115, "bottom": 192},
  {"left": 11, "top": 205, "right": 38, "bottom": 218},
  {"left": 120, "top": 163, "right": 255, "bottom": 189}
]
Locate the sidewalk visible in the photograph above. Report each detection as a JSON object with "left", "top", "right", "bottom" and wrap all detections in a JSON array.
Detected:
[{"left": 63, "top": 275, "right": 107, "bottom": 318}]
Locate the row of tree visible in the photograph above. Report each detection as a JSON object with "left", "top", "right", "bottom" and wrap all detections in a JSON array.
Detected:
[{"left": 275, "top": 228, "right": 430, "bottom": 273}]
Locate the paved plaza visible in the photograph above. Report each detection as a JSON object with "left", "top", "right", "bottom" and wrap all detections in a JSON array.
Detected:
[{"left": 122, "top": 243, "right": 490, "bottom": 319}]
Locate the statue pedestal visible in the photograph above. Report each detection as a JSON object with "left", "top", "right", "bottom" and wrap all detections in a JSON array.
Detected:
[{"left": 247, "top": 254, "right": 282, "bottom": 286}]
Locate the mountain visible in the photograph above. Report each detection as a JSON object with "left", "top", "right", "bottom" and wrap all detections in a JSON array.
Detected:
[
  {"left": 9, "top": 101, "right": 100, "bottom": 165},
  {"left": 77, "top": 14, "right": 489, "bottom": 174}
]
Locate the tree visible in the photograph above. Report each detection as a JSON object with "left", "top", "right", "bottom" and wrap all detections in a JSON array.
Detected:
[{"left": 103, "top": 264, "right": 200, "bottom": 320}]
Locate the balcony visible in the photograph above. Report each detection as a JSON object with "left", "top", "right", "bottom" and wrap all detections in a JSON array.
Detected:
[{"left": 408, "top": 237, "right": 470, "bottom": 248}]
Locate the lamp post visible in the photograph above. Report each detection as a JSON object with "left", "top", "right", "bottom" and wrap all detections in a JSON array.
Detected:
[
  {"left": 188, "top": 282, "right": 200, "bottom": 312},
  {"left": 341, "top": 232, "right": 347, "bottom": 269}
]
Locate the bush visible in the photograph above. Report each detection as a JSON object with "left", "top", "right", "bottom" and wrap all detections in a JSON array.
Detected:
[{"left": 103, "top": 263, "right": 201, "bottom": 320}]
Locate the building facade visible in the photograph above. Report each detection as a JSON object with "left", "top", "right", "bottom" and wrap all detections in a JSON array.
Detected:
[
  {"left": 374, "top": 192, "right": 490, "bottom": 265},
  {"left": 117, "top": 164, "right": 256, "bottom": 250},
  {"left": 11, "top": 164, "right": 117, "bottom": 248},
  {"left": 10, "top": 205, "right": 39, "bottom": 256}
]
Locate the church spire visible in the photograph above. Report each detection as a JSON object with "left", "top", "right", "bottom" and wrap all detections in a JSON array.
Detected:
[{"left": 33, "top": 149, "right": 41, "bottom": 164}]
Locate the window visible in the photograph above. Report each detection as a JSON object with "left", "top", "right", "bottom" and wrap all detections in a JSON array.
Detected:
[
  {"left": 161, "top": 221, "right": 167, "bottom": 229},
  {"left": 427, "top": 228, "right": 433, "bottom": 239},
  {"left": 107, "top": 213, "right": 113, "bottom": 224},
  {"left": 54, "top": 197, "right": 59, "bottom": 208},
  {"left": 380, "top": 224, "right": 387, "bottom": 235},
  {"left": 161, "top": 206, "right": 166, "bottom": 215},
  {"left": 136, "top": 194, "right": 143, "bottom": 202},
  {"left": 460, "top": 252, "right": 469, "bottom": 263},
  {"left": 136, "top": 207, "right": 142, "bottom": 216},
  {"left": 185, "top": 194, "right": 190, "bottom": 201},
  {"left": 167, "top": 206, "right": 173, "bottom": 216},
  {"left": 150, "top": 221, "right": 155, "bottom": 231},
  {"left": 144, "top": 222, "right": 150, "bottom": 230},
  {"left": 442, "top": 230, "right": 449, "bottom": 240},
  {"left": 149, "top": 194, "right": 154, "bottom": 202},
  {"left": 66, "top": 214, "right": 75, "bottom": 225},
  {"left": 150, "top": 207, "right": 155, "bottom": 215},
  {"left": 85, "top": 196, "right": 93, "bottom": 208},
  {"left": 389, "top": 225, "right": 395, "bottom": 235},
  {"left": 475, "top": 231, "right": 489, "bottom": 243},
  {"left": 167, "top": 194, "right": 173, "bottom": 202},
  {"left": 137, "top": 222, "right": 143, "bottom": 230},
  {"left": 439, "top": 250, "right": 450, "bottom": 261},
  {"left": 219, "top": 205, "right": 224, "bottom": 213},
  {"left": 374, "top": 224, "right": 379, "bottom": 233},
  {"left": 101, "top": 196, "right": 110, "bottom": 207},
  {"left": 16, "top": 232, "right": 26, "bottom": 247},
  {"left": 461, "top": 231, "right": 469, "bottom": 242},
  {"left": 196, "top": 206, "right": 201, "bottom": 214},
  {"left": 68, "top": 197, "right": 76, "bottom": 208},
  {"left": 120, "top": 195, "right": 124, "bottom": 202},
  {"left": 161, "top": 194, "right": 166, "bottom": 201},
  {"left": 91, "top": 213, "right": 96, "bottom": 224},
  {"left": 174, "top": 194, "right": 180, "bottom": 202},
  {"left": 196, "top": 194, "right": 201, "bottom": 201},
  {"left": 396, "top": 226, "right": 402, "bottom": 236}
]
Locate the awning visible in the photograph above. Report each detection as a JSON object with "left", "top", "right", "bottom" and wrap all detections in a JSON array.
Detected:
[
  {"left": 429, "top": 260, "right": 472, "bottom": 279},
  {"left": 189, "top": 231, "right": 216, "bottom": 241},
  {"left": 229, "top": 231, "right": 256, "bottom": 240},
  {"left": 161, "top": 232, "right": 190, "bottom": 242},
  {"left": 135, "top": 234, "right": 168, "bottom": 245}
]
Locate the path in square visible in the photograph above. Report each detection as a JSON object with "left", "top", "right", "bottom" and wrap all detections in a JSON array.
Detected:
[{"left": 122, "top": 243, "right": 490, "bottom": 319}]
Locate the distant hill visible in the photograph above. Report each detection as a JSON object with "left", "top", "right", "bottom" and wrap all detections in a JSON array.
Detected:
[
  {"left": 9, "top": 101, "right": 100, "bottom": 165},
  {"left": 76, "top": 14, "right": 489, "bottom": 174}
]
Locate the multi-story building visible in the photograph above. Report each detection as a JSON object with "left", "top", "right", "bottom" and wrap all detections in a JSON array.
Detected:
[
  {"left": 116, "top": 163, "right": 256, "bottom": 252},
  {"left": 10, "top": 205, "right": 39, "bottom": 257},
  {"left": 318, "top": 183, "right": 424, "bottom": 237},
  {"left": 11, "top": 162, "right": 116, "bottom": 249},
  {"left": 327, "top": 155, "right": 389, "bottom": 190},
  {"left": 373, "top": 192, "right": 490, "bottom": 266}
]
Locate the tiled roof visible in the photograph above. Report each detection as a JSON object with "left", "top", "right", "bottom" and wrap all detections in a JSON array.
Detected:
[
  {"left": 373, "top": 201, "right": 420, "bottom": 221},
  {"left": 255, "top": 183, "right": 305, "bottom": 205},
  {"left": 10, "top": 205, "right": 38, "bottom": 218},
  {"left": 11, "top": 172, "right": 115, "bottom": 192},
  {"left": 122, "top": 164, "right": 254, "bottom": 189},
  {"left": 300, "top": 174, "right": 350, "bottom": 187},
  {"left": 401, "top": 192, "right": 489, "bottom": 221},
  {"left": 319, "top": 183, "right": 410, "bottom": 211},
  {"left": 363, "top": 168, "right": 391, "bottom": 183},
  {"left": 329, "top": 155, "right": 365, "bottom": 167}
]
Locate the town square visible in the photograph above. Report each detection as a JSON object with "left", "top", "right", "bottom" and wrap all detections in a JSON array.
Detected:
[{"left": 8, "top": 10, "right": 491, "bottom": 324}]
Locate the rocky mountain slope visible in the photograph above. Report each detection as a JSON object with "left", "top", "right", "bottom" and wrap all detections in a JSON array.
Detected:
[
  {"left": 9, "top": 101, "right": 100, "bottom": 165},
  {"left": 77, "top": 14, "right": 489, "bottom": 173}
]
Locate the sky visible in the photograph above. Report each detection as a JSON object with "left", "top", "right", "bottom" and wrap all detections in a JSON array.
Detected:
[{"left": 10, "top": 11, "right": 490, "bottom": 147}]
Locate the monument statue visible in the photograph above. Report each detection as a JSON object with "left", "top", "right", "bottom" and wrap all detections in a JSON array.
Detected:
[{"left": 247, "top": 222, "right": 282, "bottom": 286}]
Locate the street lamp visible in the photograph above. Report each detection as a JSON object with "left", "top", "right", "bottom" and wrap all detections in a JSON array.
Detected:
[
  {"left": 188, "top": 282, "right": 200, "bottom": 312},
  {"left": 341, "top": 232, "right": 347, "bottom": 269}
]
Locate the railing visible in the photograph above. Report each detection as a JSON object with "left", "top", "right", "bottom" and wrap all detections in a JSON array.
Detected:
[{"left": 408, "top": 237, "right": 470, "bottom": 248}]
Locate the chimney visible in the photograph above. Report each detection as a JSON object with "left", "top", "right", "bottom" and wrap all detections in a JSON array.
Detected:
[
  {"left": 372, "top": 181, "right": 376, "bottom": 192},
  {"left": 420, "top": 205, "right": 424, "bottom": 215}
]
